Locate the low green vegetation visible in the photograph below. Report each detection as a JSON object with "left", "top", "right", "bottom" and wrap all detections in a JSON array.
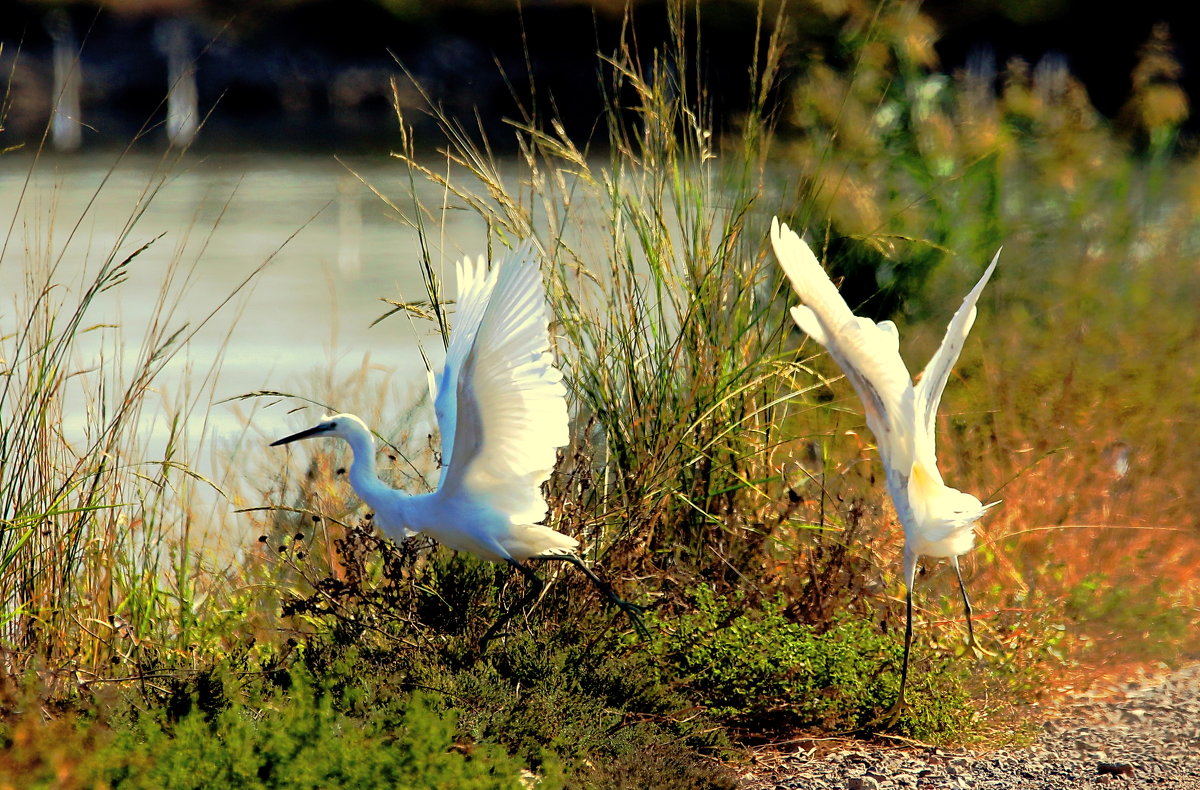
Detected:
[
  {"left": 4, "top": 1, "right": 1200, "bottom": 786},
  {"left": 648, "top": 586, "right": 972, "bottom": 739},
  {"left": 3, "top": 673, "right": 543, "bottom": 790}
]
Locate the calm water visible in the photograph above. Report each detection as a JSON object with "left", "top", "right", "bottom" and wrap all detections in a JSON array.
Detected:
[{"left": 0, "top": 151, "right": 502, "bottom": 492}]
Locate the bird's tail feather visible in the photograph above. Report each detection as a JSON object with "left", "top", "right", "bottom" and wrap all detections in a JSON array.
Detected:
[{"left": 507, "top": 523, "right": 579, "bottom": 562}]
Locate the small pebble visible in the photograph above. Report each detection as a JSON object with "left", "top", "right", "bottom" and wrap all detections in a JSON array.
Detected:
[
  {"left": 1097, "top": 762, "right": 1135, "bottom": 777},
  {"left": 846, "top": 777, "right": 879, "bottom": 790}
]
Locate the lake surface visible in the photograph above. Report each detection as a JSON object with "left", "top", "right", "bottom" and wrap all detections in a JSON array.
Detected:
[{"left": 0, "top": 150, "right": 501, "bottom": 494}]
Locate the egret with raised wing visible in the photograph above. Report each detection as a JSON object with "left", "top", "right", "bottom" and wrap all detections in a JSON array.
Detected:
[
  {"left": 271, "top": 243, "right": 647, "bottom": 646},
  {"left": 771, "top": 218, "right": 999, "bottom": 719}
]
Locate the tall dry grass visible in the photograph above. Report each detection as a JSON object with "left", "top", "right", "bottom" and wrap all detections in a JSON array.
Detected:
[
  {"left": 0, "top": 131, "right": 289, "bottom": 685},
  {"left": 368, "top": 1, "right": 822, "bottom": 605}
]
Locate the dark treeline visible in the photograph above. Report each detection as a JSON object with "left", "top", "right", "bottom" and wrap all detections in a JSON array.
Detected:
[
  {"left": 0, "top": 0, "right": 1193, "bottom": 154},
  {"left": 927, "top": 0, "right": 1196, "bottom": 122},
  {"left": 0, "top": 0, "right": 772, "bottom": 153}
]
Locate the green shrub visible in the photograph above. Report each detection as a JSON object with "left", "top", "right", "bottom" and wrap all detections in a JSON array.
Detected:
[
  {"left": 289, "top": 608, "right": 735, "bottom": 788},
  {"left": 649, "top": 586, "right": 975, "bottom": 740},
  {"left": 78, "top": 672, "right": 541, "bottom": 790}
]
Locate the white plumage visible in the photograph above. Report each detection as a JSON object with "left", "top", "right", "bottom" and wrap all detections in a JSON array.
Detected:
[
  {"left": 771, "top": 217, "right": 999, "bottom": 717},
  {"left": 430, "top": 245, "right": 573, "bottom": 554},
  {"left": 271, "top": 242, "right": 645, "bottom": 644}
]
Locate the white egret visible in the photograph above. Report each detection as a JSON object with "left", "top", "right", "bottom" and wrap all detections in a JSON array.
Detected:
[
  {"left": 770, "top": 218, "right": 999, "bottom": 718},
  {"left": 271, "top": 243, "right": 647, "bottom": 646}
]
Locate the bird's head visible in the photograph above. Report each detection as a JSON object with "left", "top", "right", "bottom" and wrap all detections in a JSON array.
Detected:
[
  {"left": 269, "top": 413, "right": 371, "bottom": 447},
  {"left": 948, "top": 490, "right": 1001, "bottom": 528},
  {"left": 913, "top": 478, "right": 998, "bottom": 532}
]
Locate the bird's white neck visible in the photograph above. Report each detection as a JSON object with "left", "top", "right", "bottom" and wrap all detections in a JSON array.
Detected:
[{"left": 341, "top": 426, "right": 407, "bottom": 520}]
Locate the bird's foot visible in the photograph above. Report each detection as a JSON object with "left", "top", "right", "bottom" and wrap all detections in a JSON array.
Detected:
[
  {"left": 478, "top": 629, "right": 502, "bottom": 654},
  {"left": 882, "top": 694, "right": 907, "bottom": 729},
  {"left": 479, "top": 616, "right": 518, "bottom": 653},
  {"left": 964, "top": 635, "right": 996, "bottom": 660},
  {"left": 615, "top": 598, "right": 652, "bottom": 640}
]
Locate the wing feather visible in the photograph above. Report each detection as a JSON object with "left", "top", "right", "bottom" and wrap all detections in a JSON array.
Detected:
[
  {"left": 772, "top": 218, "right": 916, "bottom": 474},
  {"left": 434, "top": 254, "right": 498, "bottom": 486},
  {"left": 438, "top": 243, "right": 569, "bottom": 524},
  {"left": 913, "top": 249, "right": 999, "bottom": 464}
]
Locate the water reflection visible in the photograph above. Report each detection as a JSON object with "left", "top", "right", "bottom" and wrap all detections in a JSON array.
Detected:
[{"left": 0, "top": 151, "right": 491, "bottom": 457}]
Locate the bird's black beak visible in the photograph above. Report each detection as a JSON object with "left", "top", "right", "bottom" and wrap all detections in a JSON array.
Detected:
[{"left": 270, "top": 423, "right": 332, "bottom": 447}]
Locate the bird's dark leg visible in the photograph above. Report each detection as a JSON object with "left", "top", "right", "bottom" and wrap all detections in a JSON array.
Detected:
[
  {"left": 884, "top": 584, "right": 914, "bottom": 726},
  {"left": 480, "top": 558, "right": 544, "bottom": 651},
  {"left": 885, "top": 548, "right": 918, "bottom": 727},
  {"left": 533, "top": 553, "right": 650, "bottom": 639},
  {"left": 952, "top": 555, "right": 990, "bottom": 657}
]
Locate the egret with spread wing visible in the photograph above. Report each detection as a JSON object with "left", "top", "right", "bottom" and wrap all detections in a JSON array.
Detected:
[
  {"left": 771, "top": 218, "right": 999, "bottom": 718},
  {"left": 271, "top": 243, "right": 647, "bottom": 646}
]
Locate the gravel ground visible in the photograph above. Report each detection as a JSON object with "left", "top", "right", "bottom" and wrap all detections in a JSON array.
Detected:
[{"left": 739, "top": 664, "right": 1200, "bottom": 790}]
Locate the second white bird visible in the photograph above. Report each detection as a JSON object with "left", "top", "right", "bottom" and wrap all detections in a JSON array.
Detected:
[{"left": 771, "top": 218, "right": 1000, "bottom": 718}]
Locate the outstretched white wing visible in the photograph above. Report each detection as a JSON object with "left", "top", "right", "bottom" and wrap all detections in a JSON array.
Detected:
[
  {"left": 433, "top": 253, "right": 498, "bottom": 487},
  {"left": 437, "top": 243, "right": 569, "bottom": 524},
  {"left": 771, "top": 218, "right": 916, "bottom": 476},
  {"left": 913, "top": 249, "right": 1000, "bottom": 464}
]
